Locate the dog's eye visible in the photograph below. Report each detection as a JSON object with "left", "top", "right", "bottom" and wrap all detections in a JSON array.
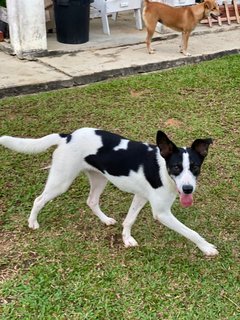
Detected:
[
  {"left": 191, "top": 165, "right": 200, "bottom": 175},
  {"left": 171, "top": 165, "right": 182, "bottom": 175}
]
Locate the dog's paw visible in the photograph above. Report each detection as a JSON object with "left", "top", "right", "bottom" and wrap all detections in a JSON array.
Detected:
[
  {"left": 123, "top": 236, "right": 138, "bottom": 248},
  {"left": 181, "top": 51, "right": 191, "bottom": 56},
  {"left": 179, "top": 48, "right": 191, "bottom": 56},
  {"left": 149, "top": 49, "right": 155, "bottom": 54},
  {"left": 104, "top": 217, "right": 117, "bottom": 226},
  {"left": 199, "top": 243, "right": 219, "bottom": 257},
  {"left": 28, "top": 219, "right": 40, "bottom": 230}
]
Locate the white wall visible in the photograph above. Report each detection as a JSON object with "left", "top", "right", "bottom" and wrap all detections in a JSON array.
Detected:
[{"left": 7, "top": 0, "right": 47, "bottom": 58}]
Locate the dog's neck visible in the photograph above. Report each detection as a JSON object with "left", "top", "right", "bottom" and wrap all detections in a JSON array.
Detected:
[{"left": 192, "top": 3, "right": 209, "bottom": 22}]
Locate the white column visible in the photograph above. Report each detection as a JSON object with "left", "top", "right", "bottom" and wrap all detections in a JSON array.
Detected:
[{"left": 6, "top": 0, "right": 47, "bottom": 58}]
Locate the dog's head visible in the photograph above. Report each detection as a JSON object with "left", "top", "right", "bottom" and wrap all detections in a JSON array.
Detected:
[
  {"left": 156, "top": 131, "right": 213, "bottom": 207},
  {"left": 203, "top": 0, "right": 221, "bottom": 20}
]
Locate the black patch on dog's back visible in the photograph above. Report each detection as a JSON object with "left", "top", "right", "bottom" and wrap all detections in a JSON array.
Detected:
[
  {"left": 85, "top": 130, "right": 162, "bottom": 189},
  {"left": 59, "top": 133, "right": 72, "bottom": 143}
]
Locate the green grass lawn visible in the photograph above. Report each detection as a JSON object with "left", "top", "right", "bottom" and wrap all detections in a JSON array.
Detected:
[{"left": 0, "top": 55, "right": 239, "bottom": 319}]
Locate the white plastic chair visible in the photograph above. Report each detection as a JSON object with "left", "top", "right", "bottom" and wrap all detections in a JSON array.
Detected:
[{"left": 91, "top": 0, "right": 143, "bottom": 35}]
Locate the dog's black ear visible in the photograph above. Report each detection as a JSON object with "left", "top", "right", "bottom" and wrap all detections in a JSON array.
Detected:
[
  {"left": 156, "top": 131, "right": 178, "bottom": 159},
  {"left": 191, "top": 138, "right": 213, "bottom": 158}
]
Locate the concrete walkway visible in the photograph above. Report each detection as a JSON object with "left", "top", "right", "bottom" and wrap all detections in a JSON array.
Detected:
[{"left": 0, "top": 23, "right": 240, "bottom": 99}]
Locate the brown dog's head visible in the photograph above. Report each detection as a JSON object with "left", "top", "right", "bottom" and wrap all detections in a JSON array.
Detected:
[{"left": 204, "top": 0, "right": 221, "bottom": 19}]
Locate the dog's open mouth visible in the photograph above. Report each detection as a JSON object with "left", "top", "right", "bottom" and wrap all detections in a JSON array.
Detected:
[
  {"left": 179, "top": 193, "right": 193, "bottom": 207},
  {"left": 210, "top": 13, "right": 219, "bottom": 20}
]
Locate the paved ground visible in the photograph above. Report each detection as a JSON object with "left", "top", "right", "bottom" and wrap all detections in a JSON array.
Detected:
[{"left": 0, "top": 17, "right": 239, "bottom": 98}]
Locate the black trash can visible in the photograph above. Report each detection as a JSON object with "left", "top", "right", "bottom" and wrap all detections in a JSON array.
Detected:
[{"left": 53, "top": 0, "right": 92, "bottom": 44}]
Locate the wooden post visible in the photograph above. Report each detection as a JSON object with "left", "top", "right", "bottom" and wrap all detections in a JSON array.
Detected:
[
  {"left": 233, "top": 0, "right": 240, "bottom": 23},
  {"left": 217, "top": 15, "right": 222, "bottom": 26},
  {"left": 207, "top": 16, "right": 213, "bottom": 27},
  {"left": 223, "top": 1, "right": 231, "bottom": 24}
]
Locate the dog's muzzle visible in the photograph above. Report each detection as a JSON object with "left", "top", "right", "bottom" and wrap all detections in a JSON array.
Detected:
[
  {"left": 210, "top": 13, "right": 221, "bottom": 20},
  {"left": 179, "top": 185, "right": 194, "bottom": 207}
]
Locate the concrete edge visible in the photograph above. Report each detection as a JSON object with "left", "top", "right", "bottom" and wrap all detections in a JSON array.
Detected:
[
  {"left": 0, "top": 79, "right": 75, "bottom": 99},
  {"left": 0, "top": 48, "right": 239, "bottom": 99},
  {"left": 73, "top": 48, "right": 240, "bottom": 85}
]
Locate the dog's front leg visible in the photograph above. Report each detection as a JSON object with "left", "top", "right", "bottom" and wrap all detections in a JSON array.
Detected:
[
  {"left": 180, "top": 31, "right": 191, "bottom": 56},
  {"left": 122, "top": 194, "right": 147, "bottom": 247},
  {"left": 154, "top": 210, "right": 219, "bottom": 256}
]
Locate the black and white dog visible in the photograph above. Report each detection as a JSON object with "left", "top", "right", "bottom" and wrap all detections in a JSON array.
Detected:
[{"left": 0, "top": 128, "right": 218, "bottom": 256}]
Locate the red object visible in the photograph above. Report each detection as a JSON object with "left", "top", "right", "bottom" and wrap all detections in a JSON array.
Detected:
[{"left": 0, "top": 31, "right": 4, "bottom": 42}]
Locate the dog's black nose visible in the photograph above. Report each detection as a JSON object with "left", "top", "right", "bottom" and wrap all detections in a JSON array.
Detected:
[{"left": 182, "top": 185, "right": 193, "bottom": 194}]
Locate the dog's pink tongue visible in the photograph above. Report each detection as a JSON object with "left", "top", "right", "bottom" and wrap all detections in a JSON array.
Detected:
[{"left": 180, "top": 193, "right": 193, "bottom": 207}]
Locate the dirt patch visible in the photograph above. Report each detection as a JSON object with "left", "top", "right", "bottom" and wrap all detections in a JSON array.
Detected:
[{"left": 165, "top": 118, "right": 183, "bottom": 128}]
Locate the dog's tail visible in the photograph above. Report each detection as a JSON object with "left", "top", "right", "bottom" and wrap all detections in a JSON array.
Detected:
[{"left": 0, "top": 133, "right": 64, "bottom": 154}]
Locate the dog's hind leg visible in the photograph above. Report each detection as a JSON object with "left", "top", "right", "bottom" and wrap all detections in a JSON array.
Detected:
[
  {"left": 146, "top": 27, "right": 156, "bottom": 54},
  {"left": 86, "top": 171, "right": 116, "bottom": 225},
  {"left": 28, "top": 149, "right": 81, "bottom": 229},
  {"left": 143, "top": 10, "right": 157, "bottom": 54},
  {"left": 28, "top": 178, "right": 77, "bottom": 230},
  {"left": 122, "top": 194, "right": 147, "bottom": 247}
]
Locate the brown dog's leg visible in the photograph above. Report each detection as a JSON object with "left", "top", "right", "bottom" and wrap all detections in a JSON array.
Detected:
[
  {"left": 180, "top": 31, "right": 191, "bottom": 56},
  {"left": 145, "top": 23, "right": 157, "bottom": 54}
]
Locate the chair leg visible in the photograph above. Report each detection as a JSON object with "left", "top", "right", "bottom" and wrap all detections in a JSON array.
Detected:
[
  {"left": 134, "top": 8, "right": 142, "bottom": 30},
  {"left": 101, "top": 14, "right": 110, "bottom": 35},
  {"left": 112, "top": 12, "right": 118, "bottom": 21}
]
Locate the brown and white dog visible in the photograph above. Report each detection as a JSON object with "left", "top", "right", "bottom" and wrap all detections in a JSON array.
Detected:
[{"left": 143, "top": 0, "right": 220, "bottom": 55}]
